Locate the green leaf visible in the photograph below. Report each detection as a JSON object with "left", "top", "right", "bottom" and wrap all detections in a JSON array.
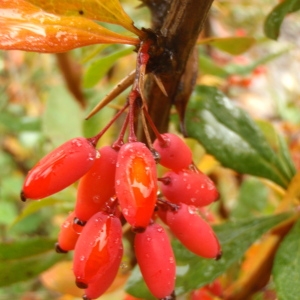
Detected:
[
  {"left": 273, "top": 218, "right": 300, "bottom": 300},
  {"left": 11, "top": 198, "right": 60, "bottom": 227},
  {"left": 231, "top": 177, "right": 269, "bottom": 220},
  {"left": 199, "top": 54, "right": 229, "bottom": 78},
  {"left": 126, "top": 213, "right": 290, "bottom": 298},
  {"left": 83, "top": 46, "right": 134, "bottom": 88},
  {"left": 0, "top": 237, "right": 61, "bottom": 286},
  {"left": 185, "top": 85, "right": 295, "bottom": 188},
  {"left": 199, "top": 48, "right": 289, "bottom": 78},
  {"left": 42, "top": 86, "right": 83, "bottom": 148},
  {"left": 264, "top": 0, "right": 300, "bottom": 40},
  {"left": 257, "top": 120, "right": 296, "bottom": 180},
  {"left": 224, "top": 48, "right": 291, "bottom": 76},
  {"left": 198, "top": 36, "right": 256, "bottom": 55}
]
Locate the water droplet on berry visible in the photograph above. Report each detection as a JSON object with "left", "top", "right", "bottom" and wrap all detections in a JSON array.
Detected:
[
  {"left": 95, "top": 150, "right": 101, "bottom": 159},
  {"left": 122, "top": 208, "right": 129, "bottom": 216},
  {"left": 62, "top": 221, "right": 71, "bottom": 228},
  {"left": 169, "top": 257, "right": 174, "bottom": 264},
  {"left": 157, "top": 227, "right": 163, "bottom": 233},
  {"left": 87, "top": 153, "right": 95, "bottom": 161},
  {"left": 187, "top": 206, "right": 197, "bottom": 215},
  {"left": 92, "top": 195, "right": 100, "bottom": 203},
  {"left": 116, "top": 180, "right": 120, "bottom": 186},
  {"left": 72, "top": 139, "right": 83, "bottom": 147},
  {"left": 187, "top": 184, "right": 191, "bottom": 190},
  {"left": 80, "top": 255, "right": 85, "bottom": 261}
]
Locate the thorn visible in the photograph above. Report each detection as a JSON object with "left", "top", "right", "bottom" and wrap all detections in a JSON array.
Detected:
[
  {"left": 153, "top": 74, "right": 168, "bottom": 97},
  {"left": 85, "top": 70, "right": 135, "bottom": 120}
]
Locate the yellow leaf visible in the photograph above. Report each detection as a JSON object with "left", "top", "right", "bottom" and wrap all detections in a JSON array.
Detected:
[
  {"left": 26, "top": 0, "right": 144, "bottom": 36},
  {"left": 0, "top": 0, "right": 139, "bottom": 53}
]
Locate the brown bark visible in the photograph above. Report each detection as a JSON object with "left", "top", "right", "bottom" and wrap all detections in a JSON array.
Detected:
[{"left": 139, "top": 0, "right": 214, "bottom": 140}]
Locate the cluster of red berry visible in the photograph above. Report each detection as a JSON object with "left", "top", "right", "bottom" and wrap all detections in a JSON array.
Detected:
[{"left": 20, "top": 131, "right": 220, "bottom": 300}]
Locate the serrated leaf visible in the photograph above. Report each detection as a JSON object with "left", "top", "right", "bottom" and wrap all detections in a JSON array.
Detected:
[
  {"left": 198, "top": 36, "right": 255, "bottom": 55},
  {"left": 42, "top": 86, "right": 83, "bottom": 148},
  {"left": 27, "top": 0, "right": 143, "bottom": 36},
  {"left": 185, "top": 85, "right": 295, "bottom": 188},
  {"left": 83, "top": 46, "right": 134, "bottom": 88},
  {"left": 264, "top": 0, "right": 300, "bottom": 40},
  {"left": 126, "top": 213, "right": 290, "bottom": 298},
  {"left": 273, "top": 218, "right": 300, "bottom": 300},
  {"left": 0, "top": 237, "right": 61, "bottom": 286},
  {"left": 0, "top": 0, "right": 139, "bottom": 53}
]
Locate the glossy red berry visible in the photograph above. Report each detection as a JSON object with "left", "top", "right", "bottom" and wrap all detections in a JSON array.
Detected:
[
  {"left": 73, "top": 211, "right": 123, "bottom": 288},
  {"left": 115, "top": 142, "right": 157, "bottom": 231},
  {"left": 75, "top": 146, "right": 118, "bottom": 222},
  {"left": 160, "top": 169, "right": 219, "bottom": 207},
  {"left": 21, "top": 137, "right": 97, "bottom": 201},
  {"left": 160, "top": 203, "right": 221, "bottom": 259},
  {"left": 82, "top": 247, "right": 123, "bottom": 300},
  {"left": 134, "top": 223, "right": 176, "bottom": 299},
  {"left": 153, "top": 133, "right": 192, "bottom": 170},
  {"left": 55, "top": 211, "right": 80, "bottom": 253}
]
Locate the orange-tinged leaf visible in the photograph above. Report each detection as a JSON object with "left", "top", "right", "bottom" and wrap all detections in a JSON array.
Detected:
[
  {"left": 26, "top": 0, "right": 144, "bottom": 36},
  {"left": 0, "top": 0, "right": 139, "bottom": 53},
  {"left": 40, "top": 261, "right": 83, "bottom": 297}
]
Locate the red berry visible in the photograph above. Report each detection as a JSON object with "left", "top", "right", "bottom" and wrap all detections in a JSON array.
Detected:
[
  {"left": 55, "top": 211, "right": 80, "bottom": 253},
  {"left": 75, "top": 146, "right": 118, "bottom": 222},
  {"left": 160, "top": 169, "right": 219, "bottom": 207},
  {"left": 115, "top": 142, "right": 157, "bottom": 231},
  {"left": 153, "top": 133, "right": 192, "bottom": 170},
  {"left": 191, "top": 288, "right": 214, "bottom": 300},
  {"left": 134, "top": 223, "right": 176, "bottom": 299},
  {"left": 21, "top": 137, "right": 97, "bottom": 200},
  {"left": 82, "top": 247, "right": 123, "bottom": 300},
  {"left": 73, "top": 212, "right": 123, "bottom": 287},
  {"left": 205, "top": 279, "right": 223, "bottom": 297},
  {"left": 160, "top": 203, "right": 221, "bottom": 259}
]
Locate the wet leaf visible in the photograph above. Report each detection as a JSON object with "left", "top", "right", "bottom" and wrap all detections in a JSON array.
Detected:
[
  {"left": 0, "top": 237, "right": 61, "bottom": 286},
  {"left": 27, "top": 0, "right": 143, "bottom": 36},
  {"left": 198, "top": 36, "right": 256, "bottom": 55},
  {"left": 273, "top": 218, "right": 300, "bottom": 300},
  {"left": 126, "top": 214, "right": 290, "bottom": 298},
  {"left": 83, "top": 46, "right": 134, "bottom": 88},
  {"left": 0, "top": 0, "right": 139, "bottom": 53},
  {"left": 185, "top": 85, "right": 295, "bottom": 188},
  {"left": 264, "top": 0, "right": 300, "bottom": 40}
]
